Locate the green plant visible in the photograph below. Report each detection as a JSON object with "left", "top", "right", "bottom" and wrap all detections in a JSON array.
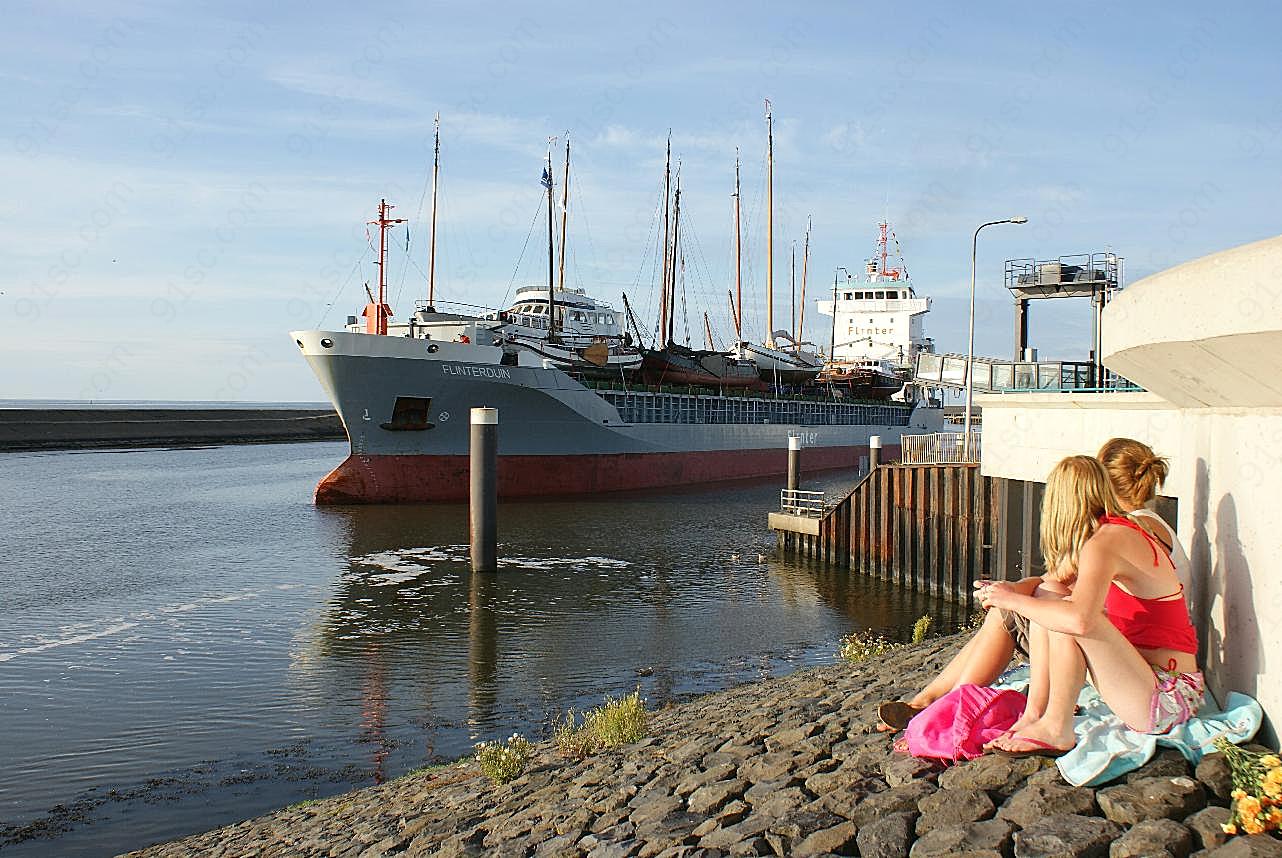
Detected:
[
  {"left": 839, "top": 629, "right": 902, "bottom": 664},
  {"left": 966, "top": 609, "right": 986, "bottom": 632},
  {"left": 911, "top": 614, "right": 933, "bottom": 644},
  {"left": 553, "top": 691, "right": 649, "bottom": 758},
  {"left": 474, "top": 734, "right": 534, "bottom": 784}
]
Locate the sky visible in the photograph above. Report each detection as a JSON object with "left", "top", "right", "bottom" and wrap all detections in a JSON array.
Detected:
[{"left": 3, "top": 1, "right": 1281, "bottom": 402}]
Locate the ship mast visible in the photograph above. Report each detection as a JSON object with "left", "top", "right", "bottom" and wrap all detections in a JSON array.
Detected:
[
  {"left": 558, "top": 137, "right": 570, "bottom": 292},
  {"left": 368, "top": 198, "right": 406, "bottom": 335},
  {"left": 798, "top": 216, "right": 811, "bottom": 354},
  {"left": 659, "top": 133, "right": 672, "bottom": 348},
  {"left": 765, "top": 100, "right": 775, "bottom": 349},
  {"left": 733, "top": 150, "right": 742, "bottom": 342},
  {"left": 703, "top": 311, "right": 715, "bottom": 350},
  {"left": 543, "top": 142, "right": 558, "bottom": 340},
  {"left": 427, "top": 113, "right": 440, "bottom": 309},
  {"left": 668, "top": 175, "right": 681, "bottom": 346}
]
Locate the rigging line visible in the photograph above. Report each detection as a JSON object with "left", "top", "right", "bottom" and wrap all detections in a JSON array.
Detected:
[
  {"left": 391, "top": 225, "right": 413, "bottom": 310},
  {"left": 501, "top": 198, "right": 547, "bottom": 310},
  {"left": 314, "top": 251, "right": 366, "bottom": 329}
]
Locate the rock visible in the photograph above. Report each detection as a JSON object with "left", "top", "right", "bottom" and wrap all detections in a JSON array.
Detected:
[
  {"left": 856, "top": 812, "right": 916, "bottom": 858},
  {"left": 999, "top": 780, "right": 1099, "bottom": 828},
  {"left": 1195, "top": 755, "right": 1234, "bottom": 804},
  {"left": 1012, "top": 813, "right": 1123, "bottom": 858},
  {"left": 1109, "top": 818, "right": 1194, "bottom": 858},
  {"left": 749, "top": 787, "right": 806, "bottom": 820},
  {"left": 764, "top": 722, "right": 822, "bottom": 752},
  {"left": 845, "top": 780, "right": 937, "bottom": 828},
  {"left": 1097, "top": 776, "right": 1207, "bottom": 824},
  {"left": 909, "top": 818, "right": 1016, "bottom": 857},
  {"left": 790, "top": 821, "right": 858, "bottom": 856},
  {"left": 687, "top": 778, "right": 748, "bottom": 816},
  {"left": 915, "top": 788, "right": 995, "bottom": 835},
  {"left": 1127, "top": 749, "right": 1193, "bottom": 783},
  {"left": 883, "top": 755, "right": 941, "bottom": 787},
  {"left": 805, "top": 765, "right": 880, "bottom": 797},
  {"left": 741, "top": 752, "right": 803, "bottom": 784},
  {"left": 938, "top": 753, "right": 1050, "bottom": 797},
  {"left": 1185, "top": 807, "right": 1234, "bottom": 851},
  {"left": 1203, "top": 836, "right": 1282, "bottom": 857}
]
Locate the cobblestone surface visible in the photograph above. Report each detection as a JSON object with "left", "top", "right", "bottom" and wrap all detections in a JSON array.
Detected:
[{"left": 121, "top": 635, "right": 1278, "bottom": 857}]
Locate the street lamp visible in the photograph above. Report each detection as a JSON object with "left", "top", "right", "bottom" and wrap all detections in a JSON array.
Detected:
[{"left": 963, "top": 217, "right": 1028, "bottom": 460}]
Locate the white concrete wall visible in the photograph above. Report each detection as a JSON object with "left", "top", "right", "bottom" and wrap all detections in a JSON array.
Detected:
[{"left": 976, "top": 233, "right": 1282, "bottom": 736}]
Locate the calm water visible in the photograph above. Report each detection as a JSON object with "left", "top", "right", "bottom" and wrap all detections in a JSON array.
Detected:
[{"left": 0, "top": 441, "right": 962, "bottom": 857}]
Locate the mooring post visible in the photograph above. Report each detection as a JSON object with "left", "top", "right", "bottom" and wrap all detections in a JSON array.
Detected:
[
  {"left": 470, "top": 407, "right": 498, "bottom": 573},
  {"left": 869, "top": 435, "right": 882, "bottom": 470},
  {"left": 787, "top": 435, "right": 801, "bottom": 492}
]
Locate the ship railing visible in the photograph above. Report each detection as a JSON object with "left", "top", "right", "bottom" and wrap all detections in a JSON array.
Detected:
[
  {"left": 900, "top": 431, "right": 982, "bottom": 465},
  {"left": 779, "top": 489, "right": 832, "bottom": 518}
]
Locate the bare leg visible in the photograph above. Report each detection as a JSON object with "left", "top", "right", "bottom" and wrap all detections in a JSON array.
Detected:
[
  {"left": 995, "top": 617, "right": 1157, "bottom": 752},
  {"left": 909, "top": 608, "right": 1015, "bottom": 707},
  {"left": 984, "top": 581, "right": 1072, "bottom": 749}
]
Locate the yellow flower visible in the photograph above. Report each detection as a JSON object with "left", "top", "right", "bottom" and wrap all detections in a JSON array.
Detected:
[
  {"left": 1260, "top": 754, "right": 1280, "bottom": 768},
  {"left": 1243, "top": 816, "right": 1265, "bottom": 835},
  {"left": 1221, "top": 822, "right": 1237, "bottom": 834},
  {"left": 1240, "top": 795, "right": 1263, "bottom": 816},
  {"left": 1265, "top": 780, "right": 1282, "bottom": 800},
  {"left": 1267, "top": 767, "right": 1282, "bottom": 786},
  {"left": 1232, "top": 788, "right": 1248, "bottom": 800}
]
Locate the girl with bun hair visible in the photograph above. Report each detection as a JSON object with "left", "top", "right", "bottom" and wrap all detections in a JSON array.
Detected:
[{"left": 980, "top": 455, "right": 1200, "bottom": 755}]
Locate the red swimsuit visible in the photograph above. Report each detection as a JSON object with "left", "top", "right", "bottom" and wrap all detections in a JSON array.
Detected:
[{"left": 1098, "top": 515, "right": 1198, "bottom": 655}]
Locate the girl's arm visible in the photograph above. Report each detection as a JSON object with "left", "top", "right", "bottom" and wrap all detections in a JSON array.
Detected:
[{"left": 981, "top": 535, "right": 1117, "bottom": 636}]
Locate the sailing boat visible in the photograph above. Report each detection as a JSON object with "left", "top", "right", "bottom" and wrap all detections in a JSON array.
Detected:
[
  {"left": 499, "top": 137, "right": 642, "bottom": 377},
  {"left": 738, "top": 101, "right": 823, "bottom": 385},
  {"left": 638, "top": 138, "right": 758, "bottom": 389}
]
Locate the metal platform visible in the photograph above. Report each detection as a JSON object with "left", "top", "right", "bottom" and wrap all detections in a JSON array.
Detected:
[{"left": 1005, "top": 252, "right": 1120, "bottom": 300}]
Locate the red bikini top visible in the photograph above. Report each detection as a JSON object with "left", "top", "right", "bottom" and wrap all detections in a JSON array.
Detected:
[{"left": 1097, "top": 515, "right": 1198, "bottom": 655}]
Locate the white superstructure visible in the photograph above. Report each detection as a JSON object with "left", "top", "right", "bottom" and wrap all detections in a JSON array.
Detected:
[{"left": 816, "top": 225, "right": 932, "bottom": 374}]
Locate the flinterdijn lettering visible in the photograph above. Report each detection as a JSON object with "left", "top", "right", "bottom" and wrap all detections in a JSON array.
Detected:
[{"left": 441, "top": 363, "right": 512, "bottom": 380}]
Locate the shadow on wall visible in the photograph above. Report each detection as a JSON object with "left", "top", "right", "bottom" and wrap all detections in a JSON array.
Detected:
[{"left": 1194, "top": 458, "right": 1271, "bottom": 744}]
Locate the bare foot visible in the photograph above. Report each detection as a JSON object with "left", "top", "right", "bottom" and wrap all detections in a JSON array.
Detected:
[
  {"left": 989, "top": 719, "right": 1075, "bottom": 754},
  {"left": 983, "top": 710, "right": 1042, "bottom": 750}
]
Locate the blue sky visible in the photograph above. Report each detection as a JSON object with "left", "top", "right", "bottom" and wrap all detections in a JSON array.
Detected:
[{"left": 4, "top": 1, "right": 1280, "bottom": 401}]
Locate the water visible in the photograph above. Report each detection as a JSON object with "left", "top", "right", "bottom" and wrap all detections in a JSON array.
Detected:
[{"left": 0, "top": 441, "right": 963, "bottom": 856}]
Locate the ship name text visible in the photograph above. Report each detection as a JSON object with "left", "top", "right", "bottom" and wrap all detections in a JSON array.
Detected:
[{"left": 441, "top": 363, "right": 513, "bottom": 380}]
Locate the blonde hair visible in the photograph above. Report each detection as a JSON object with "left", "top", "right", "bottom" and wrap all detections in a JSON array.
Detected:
[
  {"left": 1040, "top": 455, "right": 1125, "bottom": 583},
  {"left": 1097, "top": 437, "right": 1169, "bottom": 508}
]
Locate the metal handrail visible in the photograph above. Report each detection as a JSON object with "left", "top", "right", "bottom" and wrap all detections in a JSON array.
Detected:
[
  {"left": 779, "top": 489, "right": 830, "bottom": 518},
  {"left": 901, "top": 431, "right": 982, "bottom": 464}
]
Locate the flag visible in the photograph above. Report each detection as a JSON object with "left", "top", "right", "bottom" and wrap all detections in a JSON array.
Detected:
[{"left": 540, "top": 168, "right": 552, "bottom": 189}]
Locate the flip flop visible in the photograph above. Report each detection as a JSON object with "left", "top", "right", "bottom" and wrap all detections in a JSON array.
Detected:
[
  {"left": 992, "top": 734, "right": 1073, "bottom": 759},
  {"left": 877, "top": 701, "right": 925, "bottom": 731}
]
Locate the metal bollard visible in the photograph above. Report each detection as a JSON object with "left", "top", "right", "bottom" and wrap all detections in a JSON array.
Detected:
[
  {"left": 470, "top": 407, "right": 498, "bottom": 572},
  {"left": 869, "top": 435, "right": 881, "bottom": 470},
  {"left": 787, "top": 435, "right": 801, "bottom": 492}
]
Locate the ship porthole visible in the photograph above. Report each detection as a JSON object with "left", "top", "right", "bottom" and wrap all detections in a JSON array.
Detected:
[
  {"left": 427, "top": 343, "right": 439, "bottom": 353},
  {"left": 320, "top": 338, "right": 334, "bottom": 349}
]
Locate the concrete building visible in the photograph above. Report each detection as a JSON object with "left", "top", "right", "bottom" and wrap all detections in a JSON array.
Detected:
[{"left": 978, "top": 234, "right": 1282, "bottom": 737}]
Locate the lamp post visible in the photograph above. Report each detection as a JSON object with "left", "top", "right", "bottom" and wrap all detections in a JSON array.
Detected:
[{"left": 963, "top": 217, "right": 1027, "bottom": 460}]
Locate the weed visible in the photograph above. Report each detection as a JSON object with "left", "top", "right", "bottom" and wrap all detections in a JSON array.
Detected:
[
  {"left": 553, "top": 691, "right": 648, "bottom": 758},
  {"left": 911, "top": 614, "right": 932, "bottom": 644},
  {"left": 474, "top": 734, "right": 534, "bottom": 784},
  {"left": 838, "top": 630, "right": 901, "bottom": 664}
]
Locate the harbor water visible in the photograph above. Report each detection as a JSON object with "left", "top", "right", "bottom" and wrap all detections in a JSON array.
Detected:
[{"left": 0, "top": 440, "right": 964, "bottom": 857}]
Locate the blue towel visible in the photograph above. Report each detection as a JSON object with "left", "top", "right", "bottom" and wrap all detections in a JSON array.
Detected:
[{"left": 992, "top": 664, "right": 1263, "bottom": 787}]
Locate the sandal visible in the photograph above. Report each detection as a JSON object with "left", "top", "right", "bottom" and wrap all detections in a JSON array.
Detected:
[
  {"left": 991, "top": 734, "right": 1073, "bottom": 759},
  {"left": 877, "top": 701, "right": 925, "bottom": 730}
]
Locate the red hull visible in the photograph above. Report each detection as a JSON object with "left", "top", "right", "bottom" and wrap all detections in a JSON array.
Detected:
[{"left": 315, "top": 444, "right": 900, "bottom": 504}]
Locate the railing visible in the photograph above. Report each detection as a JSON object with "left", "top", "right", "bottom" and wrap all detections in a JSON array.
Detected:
[
  {"left": 779, "top": 489, "right": 830, "bottom": 518},
  {"left": 901, "top": 431, "right": 982, "bottom": 464},
  {"left": 914, "top": 352, "right": 1143, "bottom": 394}
]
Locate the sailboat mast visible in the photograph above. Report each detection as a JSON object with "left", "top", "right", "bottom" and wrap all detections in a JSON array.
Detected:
[
  {"left": 558, "top": 137, "right": 570, "bottom": 291},
  {"left": 765, "top": 100, "right": 774, "bottom": 349},
  {"left": 545, "top": 143, "right": 557, "bottom": 338},
  {"left": 427, "top": 113, "right": 440, "bottom": 309},
  {"left": 798, "top": 216, "right": 810, "bottom": 354},
  {"left": 703, "top": 311, "right": 714, "bottom": 350},
  {"left": 733, "top": 150, "right": 742, "bottom": 342},
  {"left": 659, "top": 134, "right": 672, "bottom": 345},
  {"left": 669, "top": 177, "right": 681, "bottom": 346}
]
